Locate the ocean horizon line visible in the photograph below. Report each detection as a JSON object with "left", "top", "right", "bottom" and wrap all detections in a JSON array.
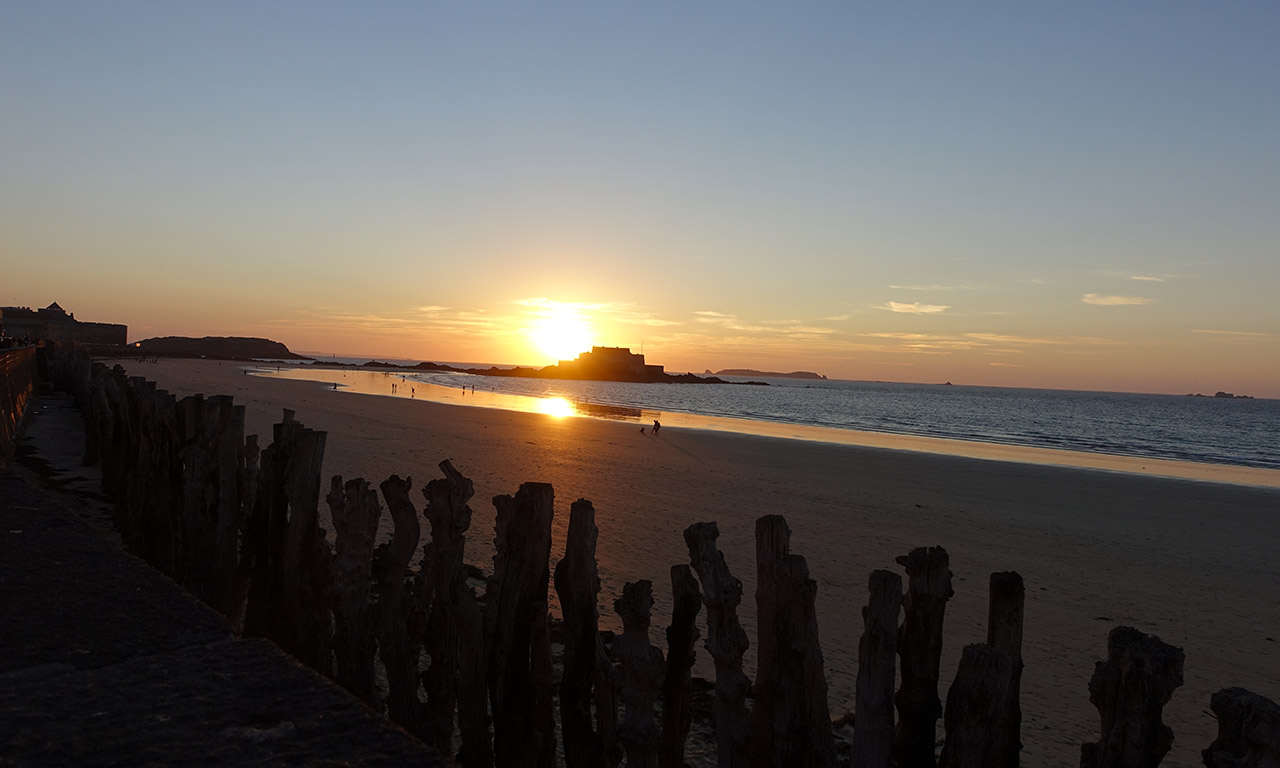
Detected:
[{"left": 292, "top": 350, "right": 1274, "bottom": 402}]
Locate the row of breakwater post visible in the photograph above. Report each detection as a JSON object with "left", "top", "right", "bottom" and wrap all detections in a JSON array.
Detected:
[
  {"left": 0, "top": 346, "right": 41, "bottom": 458},
  {"left": 34, "top": 344, "right": 1280, "bottom": 767}
]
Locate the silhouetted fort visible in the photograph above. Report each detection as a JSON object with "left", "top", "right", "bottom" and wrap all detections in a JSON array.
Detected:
[
  {"left": 0, "top": 302, "right": 127, "bottom": 345},
  {"left": 554, "top": 346, "right": 665, "bottom": 381}
]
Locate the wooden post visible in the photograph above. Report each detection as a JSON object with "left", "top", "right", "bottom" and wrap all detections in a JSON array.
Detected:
[
  {"left": 595, "top": 626, "right": 623, "bottom": 768},
  {"left": 454, "top": 578, "right": 491, "bottom": 768},
  {"left": 659, "top": 564, "right": 701, "bottom": 768},
  {"left": 750, "top": 515, "right": 789, "bottom": 765},
  {"left": 373, "top": 474, "right": 429, "bottom": 740},
  {"left": 615, "top": 580, "right": 665, "bottom": 768},
  {"left": 242, "top": 414, "right": 333, "bottom": 676},
  {"left": 328, "top": 475, "right": 383, "bottom": 705},
  {"left": 226, "top": 431, "right": 259, "bottom": 630},
  {"left": 750, "top": 515, "right": 836, "bottom": 768},
  {"left": 424, "top": 461, "right": 491, "bottom": 767},
  {"left": 554, "top": 499, "right": 607, "bottom": 768},
  {"left": 987, "top": 571, "right": 1024, "bottom": 768},
  {"left": 894, "top": 546, "right": 954, "bottom": 768},
  {"left": 938, "top": 644, "right": 1015, "bottom": 768},
  {"left": 852, "top": 569, "right": 902, "bottom": 768},
  {"left": 1202, "top": 687, "right": 1280, "bottom": 767},
  {"left": 1080, "top": 626, "right": 1184, "bottom": 768},
  {"left": 487, "top": 482, "right": 557, "bottom": 768},
  {"left": 421, "top": 459, "right": 479, "bottom": 752},
  {"left": 684, "top": 521, "right": 750, "bottom": 768}
]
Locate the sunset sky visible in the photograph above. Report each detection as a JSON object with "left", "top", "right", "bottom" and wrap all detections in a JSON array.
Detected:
[{"left": 3, "top": 4, "right": 1278, "bottom": 396}]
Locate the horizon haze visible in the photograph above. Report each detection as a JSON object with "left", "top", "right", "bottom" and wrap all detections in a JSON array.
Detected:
[{"left": 3, "top": 4, "right": 1278, "bottom": 397}]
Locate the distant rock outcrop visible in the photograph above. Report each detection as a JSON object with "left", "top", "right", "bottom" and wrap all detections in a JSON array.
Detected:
[
  {"left": 711, "top": 369, "right": 827, "bottom": 380},
  {"left": 1185, "top": 391, "right": 1255, "bottom": 400},
  {"left": 134, "top": 336, "right": 310, "bottom": 361}
]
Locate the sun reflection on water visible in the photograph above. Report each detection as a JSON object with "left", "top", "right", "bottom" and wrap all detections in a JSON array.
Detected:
[{"left": 537, "top": 397, "right": 574, "bottom": 418}]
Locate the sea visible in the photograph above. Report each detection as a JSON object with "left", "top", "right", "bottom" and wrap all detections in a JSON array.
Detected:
[{"left": 287, "top": 355, "right": 1279, "bottom": 472}]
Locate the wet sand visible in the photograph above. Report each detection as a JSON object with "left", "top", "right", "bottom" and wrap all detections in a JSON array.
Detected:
[{"left": 134, "top": 358, "right": 1280, "bottom": 767}]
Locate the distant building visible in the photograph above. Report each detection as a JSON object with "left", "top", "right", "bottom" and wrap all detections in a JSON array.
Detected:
[
  {"left": 0, "top": 302, "right": 128, "bottom": 345},
  {"left": 554, "top": 346, "right": 665, "bottom": 381}
]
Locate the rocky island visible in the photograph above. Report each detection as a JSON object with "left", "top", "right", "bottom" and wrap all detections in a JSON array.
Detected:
[
  {"left": 707, "top": 368, "right": 827, "bottom": 380},
  {"left": 132, "top": 336, "right": 311, "bottom": 360}
]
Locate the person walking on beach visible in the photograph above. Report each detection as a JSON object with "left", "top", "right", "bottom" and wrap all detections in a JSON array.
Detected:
[{"left": 652, "top": 419, "right": 661, "bottom": 435}]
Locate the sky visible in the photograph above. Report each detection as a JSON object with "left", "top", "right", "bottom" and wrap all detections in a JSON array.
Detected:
[{"left": 3, "top": 3, "right": 1278, "bottom": 396}]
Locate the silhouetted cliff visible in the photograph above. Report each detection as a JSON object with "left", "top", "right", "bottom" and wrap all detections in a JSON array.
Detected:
[{"left": 134, "top": 336, "right": 310, "bottom": 360}]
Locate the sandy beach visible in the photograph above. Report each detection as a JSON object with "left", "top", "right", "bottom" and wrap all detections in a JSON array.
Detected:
[{"left": 130, "top": 358, "right": 1280, "bottom": 767}]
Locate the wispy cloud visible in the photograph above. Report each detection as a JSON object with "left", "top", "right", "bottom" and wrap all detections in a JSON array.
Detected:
[
  {"left": 878, "top": 301, "right": 950, "bottom": 314},
  {"left": 786, "top": 326, "right": 837, "bottom": 335},
  {"left": 1082, "top": 293, "right": 1152, "bottom": 306},
  {"left": 989, "top": 362, "right": 1023, "bottom": 368},
  {"left": 1129, "top": 275, "right": 1164, "bottom": 282},
  {"left": 888, "top": 284, "right": 967, "bottom": 292},
  {"left": 967, "top": 333, "right": 1120, "bottom": 347},
  {"left": 1192, "top": 329, "right": 1272, "bottom": 337},
  {"left": 694, "top": 310, "right": 735, "bottom": 322},
  {"left": 860, "top": 332, "right": 947, "bottom": 340}
]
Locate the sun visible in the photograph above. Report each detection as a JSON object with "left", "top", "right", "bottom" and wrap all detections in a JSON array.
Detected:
[{"left": 528, "top": 304, "right": 595, "bottom": 362}]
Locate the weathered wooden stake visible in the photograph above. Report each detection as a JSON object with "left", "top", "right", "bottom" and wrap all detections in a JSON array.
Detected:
[
  {"left": 554, "top": 499, "right": 607, "bottom": 768},
  {"left": 615, "top": 580, "right": 665, "bottom": 768},
  {"left": 852, "top": 569, "right": 902, "bottom": 768},
  {"left": 328, "top": 475, "right": 382, "bottom": 705},
  {"left": 659, "top": 564, "right": 701, "bottom": 768},
  {"left": 373, "top": 474, "right": 429, "bottom": 740},
  {"left": 595, "top": 627, "right": 623, "bottom": 768},
  {"left": 1202, "top": 687, "right": 1280, "bottom": 767},
  {"left": 685, "top": 521, "right": 750, "bottom": 768},
  {"left": 243, "top": 414, "right": 333, "bottom": 676},
  {"left": 421, "top": 459, "right": 479, "bottom": 752},
  {"left": 487, "top": 482, "right": 557, "bottom": 768},
  {"left": 938, "top": 643, "right": 1015, "bottom": 768},
  {"left": 1080, "top": 626, "right": 1184, "bottom": 768},
  {"left": 750, "top": 515, "right": 836, "bottom": 768},
  {"left": 894, "top": 545, "right": 954, "bottom": 768},
  {"left": 987, "top": 571, "right": 1024, "bottom": 768}
]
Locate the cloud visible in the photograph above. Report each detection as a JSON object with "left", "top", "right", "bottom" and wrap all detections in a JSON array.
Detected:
[
  {"left": 989, "top": 362, "right": 1023, "bottom": 368},
  {"left": 1129, "top": 275, "right": 1164, "bottom": 282},
  {"left": 1082, "top": 293, "right": 1152, "bottom": 306},
  {"left": 1191, "top": 329, "right": 1272, "bottom": 337},
  {"left": 786, "top": 326, "right": 837, "bottom": 335},
  {"left": 860, "top": 332, "right": 949, "bottom": 340},
  {"left": 966, "top": 333, "right": 1120, "bottom": 347},
  {"left": 694, "top": 310, "right": 735, "bottom": 323},
  {"left": 888, "top": 284, "right": 965, "bottom": 291},
  {"left": 878, "top": 301, "right": 950, "bottom": 314}
]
